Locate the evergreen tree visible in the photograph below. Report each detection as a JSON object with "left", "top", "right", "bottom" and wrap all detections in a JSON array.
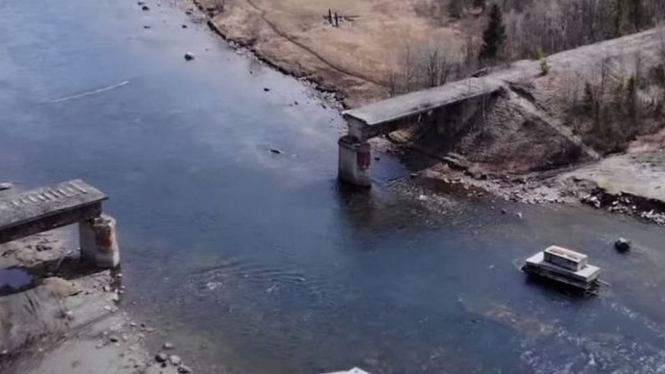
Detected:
[
  {"left": 624, "top": 75, "right": 638, "bottom": 123},
  {"left": 613, "top": 0, "right": 626, "bottom": 36},
  {"left": 478, "top": 3, "right": 506, "bottom": 63},
  {"left": 583, "top": 82, "right": 597, "bottom": 119}
]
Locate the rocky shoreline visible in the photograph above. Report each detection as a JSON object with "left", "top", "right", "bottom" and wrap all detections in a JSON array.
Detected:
[
  {"left": 0, "top": 186, "right": 195, "bottom": 374},
  {"left": 396, "top": 142, "right": 665, "bottom": 226},
  {"left": 580, "top": 189, "right": 665, "bottom": 225},
  {"left": 178, "top": 0, "right": 347, "bottom": 111}
]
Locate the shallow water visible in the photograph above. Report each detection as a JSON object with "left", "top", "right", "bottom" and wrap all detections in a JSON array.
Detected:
[
  {"left": 0, "top": 269, "right": 33, "bottom": 293},
  {"left": 1, "top": 0, "right": 665, "bottom": 373}
]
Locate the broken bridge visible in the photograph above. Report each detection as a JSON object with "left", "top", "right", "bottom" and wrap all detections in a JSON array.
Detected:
[{"left": 338, "top": 77, "right": 505, "bottom": 186}]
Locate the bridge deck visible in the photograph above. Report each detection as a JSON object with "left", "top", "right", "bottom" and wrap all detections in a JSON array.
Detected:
[
  {"left": 0, "top": 179, "right": 107, "bottom": 244},
  {"left": 343, "top": 77, "right": 504, "bottom": 127}
]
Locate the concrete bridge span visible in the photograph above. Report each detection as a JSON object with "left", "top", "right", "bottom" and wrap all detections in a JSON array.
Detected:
[
  {"left": 338, "top": 77, "right": 505, "bottom": 186},
  {"left": 337, "top": 26, "right": 664, "bottom": 187}
]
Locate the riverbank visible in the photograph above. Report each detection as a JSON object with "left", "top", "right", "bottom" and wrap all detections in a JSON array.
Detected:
[
  {"left": 185, "top": 0, "right": 665, "bottom": 224},
  {"left": 397, "top": 130, "right": 665, "bottom": 226},
  {"left": 190, "top": 0, "right": 477, "bottom": 107},
  {"left": 0, "top": 189, "right": 192, "bottom": 374}
]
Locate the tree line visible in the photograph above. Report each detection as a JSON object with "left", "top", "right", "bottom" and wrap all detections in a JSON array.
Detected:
[
  {"left": 480, "top": 0, "right": 665, "bottom": 62},
  {"left": 390, "top": 0, "right": 665, "bottom": 92}
]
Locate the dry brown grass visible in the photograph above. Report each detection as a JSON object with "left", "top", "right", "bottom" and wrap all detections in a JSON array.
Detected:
[{"left": 198, "top": 0, "right": 471, "bottom": 105}]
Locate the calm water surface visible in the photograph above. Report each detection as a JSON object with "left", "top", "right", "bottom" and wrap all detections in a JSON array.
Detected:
[{"left": 1, "top": 1, "right": 665, "bottom": 373}]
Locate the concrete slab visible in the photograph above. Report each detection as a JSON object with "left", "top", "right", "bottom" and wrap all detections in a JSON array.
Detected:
[
  {"left": 343, "top": 77, "right": 503, "bottom": 127},
  {"left": 0, "top": 180, "right": 107, "bottom": 244},
  {"left": 562, "top": 151, "right": 665, "bottom": 203}
]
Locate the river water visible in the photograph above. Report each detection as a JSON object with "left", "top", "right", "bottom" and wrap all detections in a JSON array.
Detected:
[{"left": 2, "top": 1, "right": 665, "bottom": 373}]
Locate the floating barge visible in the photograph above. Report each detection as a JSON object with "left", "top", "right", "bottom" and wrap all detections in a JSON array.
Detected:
[{"left": 523, "top": 246, "right": 601, "bottom": 291}]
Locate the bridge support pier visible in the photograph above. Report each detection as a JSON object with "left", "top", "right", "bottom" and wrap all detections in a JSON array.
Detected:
[
  {"left": 80, "top": 214, "right": 120, "bottom": 268},
  {"left": 338, "top": 135, "right": 372, "bottom": 187}
]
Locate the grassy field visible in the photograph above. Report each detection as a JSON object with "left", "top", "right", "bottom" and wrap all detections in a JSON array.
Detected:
[{"left": 200, "top": 0, "right": 479, "bottom": 105}]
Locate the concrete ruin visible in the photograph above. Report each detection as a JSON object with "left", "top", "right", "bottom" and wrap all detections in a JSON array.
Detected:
[
  {"left": 338, "top": 78, "right": 503, "bottom": 186},
  {"left": 337, "top": 26, "right": 665, "bottom": 186},
  {"left": 0, "top": 179, "right": 120, "bottom": 268},
  {"left": 79, "top": 214, "right": 121, "bottom": 268},
  {"left": 523, "top": 246, "right": 601, "bottom": 291}
]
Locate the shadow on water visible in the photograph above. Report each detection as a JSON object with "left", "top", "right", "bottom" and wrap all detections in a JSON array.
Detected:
[{"left": 335, "top": 179, "right": 462, "bottom": 237}]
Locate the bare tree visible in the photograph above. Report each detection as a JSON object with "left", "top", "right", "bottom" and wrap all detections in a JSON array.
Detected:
[
  {"left": 421, "top": 49, "right": 459, "bottom": 87},
  {"left": 403, "top": 45, "right": 416, "bottom": 92},
  {"left": 504, "top": 0, "right": 665, "bottom": 61},
  {"left": 388, "top": 70, "right": 398, "bottom": 97}
]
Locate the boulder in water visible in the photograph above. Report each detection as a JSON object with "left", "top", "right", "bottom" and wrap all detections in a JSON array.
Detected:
[
  {"left": 169, "top": 355, "right": 182, "bottom": 366},
  {"left": 615, "top": 237, "right": 631, "bottom": 253}
]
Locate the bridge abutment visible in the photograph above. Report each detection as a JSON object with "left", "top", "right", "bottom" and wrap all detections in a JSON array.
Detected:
[
  {"left": 338, "top": 135, "right": 372, "bottom": 187},
  {"left": 80, "top": 214, "right": 120, "bottom": 268}
]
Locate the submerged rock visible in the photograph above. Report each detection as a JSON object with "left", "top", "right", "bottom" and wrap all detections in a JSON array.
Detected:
[
  {"left": 155, "top": 353, "right": 167, "bottom": 363},
  {"left": 178, "top": 365, "right": 193, "bottom": 373},
  {"left": 169, "top": 355, "right": 182, "bottom": 366},
  {"left": 615, "top": 237, "right": 631, "bottom": 253}
]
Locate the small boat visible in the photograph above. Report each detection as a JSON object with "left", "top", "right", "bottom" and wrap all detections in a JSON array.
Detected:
[{"left": 522, "top": 245, "right": 601, "bottom": 291}]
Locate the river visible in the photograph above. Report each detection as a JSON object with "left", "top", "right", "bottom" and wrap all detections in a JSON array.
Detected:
[{"left": 2, "top": 1, "right": 665, "bottom": 373}]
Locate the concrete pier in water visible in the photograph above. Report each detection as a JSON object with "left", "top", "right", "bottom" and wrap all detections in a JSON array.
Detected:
[
  {"left": 80, "top": 214, "right": 121, "bottom": 268},
  {"left": 338, "top": 135, "right": 372, "bottom": 187}
]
